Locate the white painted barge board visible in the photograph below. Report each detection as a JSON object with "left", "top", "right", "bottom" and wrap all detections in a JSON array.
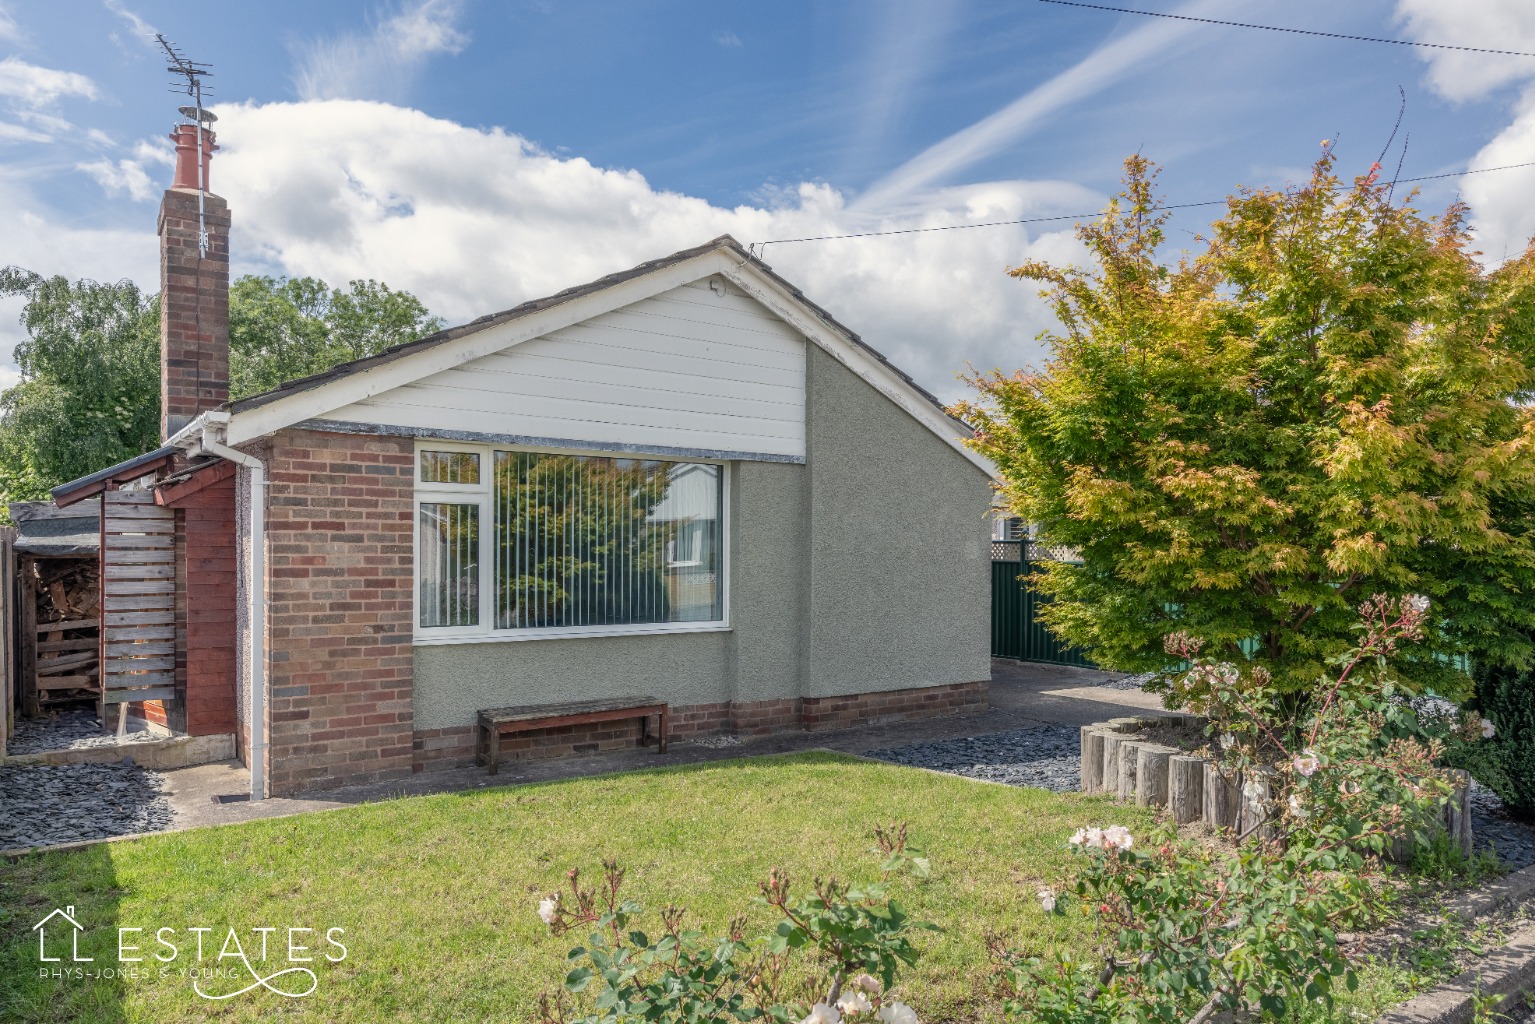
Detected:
[{"left": 324, "top": 280, "right": 808, "bottom": 460}]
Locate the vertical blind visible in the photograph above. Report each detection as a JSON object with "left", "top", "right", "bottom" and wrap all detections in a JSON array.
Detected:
[
  {"left": 419, "top": 502, "right": 480, "bottom": 627},
  {"left": 493, "top": 453, "right": 722, "bottom": 629}
]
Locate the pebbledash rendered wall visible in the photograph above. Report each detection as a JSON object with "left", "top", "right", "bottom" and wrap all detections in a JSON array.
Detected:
[{"left": 409, "top": 345, "right": 993, "bottom": 771}]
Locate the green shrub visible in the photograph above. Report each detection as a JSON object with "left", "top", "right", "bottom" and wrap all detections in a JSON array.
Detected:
[{"left": 1468, "top": 660, "right": 1535, "bottom": 819}]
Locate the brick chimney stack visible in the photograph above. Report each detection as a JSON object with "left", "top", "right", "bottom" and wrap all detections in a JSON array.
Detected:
[{"left": 160, "top": 122, "right": 230, "bottom": 440}]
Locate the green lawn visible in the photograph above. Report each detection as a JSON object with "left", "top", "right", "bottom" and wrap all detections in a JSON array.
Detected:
[{"left": 0, "top": 751, "right": 1152, "bottom": 1024}]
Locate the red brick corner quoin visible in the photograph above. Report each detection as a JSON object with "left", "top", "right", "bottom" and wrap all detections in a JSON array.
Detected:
[{"left": 264, "top": 429, "right": 415, "bottom": 796}]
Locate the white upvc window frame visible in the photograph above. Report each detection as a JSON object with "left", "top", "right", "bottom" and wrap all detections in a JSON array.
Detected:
[
  {"left": 412, "top": 440, "right": 732, "bottom": 645},
  {"left": 415, "top": 441, "right": 492, "bottom": 638}
]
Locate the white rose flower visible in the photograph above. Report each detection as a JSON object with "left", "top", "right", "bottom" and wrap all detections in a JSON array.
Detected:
[
  {"left": 836, "top": 990, "right": 873, "bottom": 1016},
  {"left": 1242, "top": 779, "right": 1265, "bottom": 803},
  {"left": 851, "top": 973, "right": 882, "bottom": 994},
  {"left": 1288, "top": 793, "right": 1307, "bottom": 819},
  {"left": 1038, "top": 889, "right": 1057, "bottom": 913},
  {"left": 1293, "top": 751, "right": 1319, "bottom": 777},
  {"left": 1068, "top": 828, "right": 1087, "bottom": 847},
  {"left": 878, "top": 1001, "right": 920, "bottom": 1024},
  {"left": 537, "top": 897, "right": 559, "bottom": 926},
  {"left": 801, "top": 1003, "right": 842, "bottom": 1024},
  {"left": 1483, "top": 718, "right": 1496, "bottom": 739},
  {"left": 1103, "top": 825, "right": 1134, "bottom": 850}
]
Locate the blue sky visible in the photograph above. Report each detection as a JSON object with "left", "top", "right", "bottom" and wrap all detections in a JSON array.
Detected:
[{"left": 2, "top": 1, "right": 1534, "bottom": 400}]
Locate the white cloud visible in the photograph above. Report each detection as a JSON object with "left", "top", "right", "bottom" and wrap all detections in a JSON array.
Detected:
[
  {"left": 0, "top": 169, "right": 157, "bottom": 379},
  {"left": 133, "top": 137, "right": 175, "bottom": 167},
  {"left": 0, "top": 58, "right": 99, "bottom": 107},
  {"left": 77, "top": 158, "right": 155, "bottom": 201},
  {"left": 205, "top": 99, "right": 1093, "bottom": 402},
  {"left": 841, "top": 0, "right": 961, "bottom": 181},
  {"left": 291, "top": 0, "right": 469, "bottom": 101},
  {"left": 1392, "top": 1, "right": 1535, "bottom": 263},
  {"left": 0, "top": 121, "right": 52, "bottom": 144},
  {"left": 103, "top": 0, "right": 159, "bottom": 46},
  {"left": 1393, "top": 0, "right": 1535, "bottom": 103},
  {"left": 0, "top": 3, "right": 22, "bottom": 44},
  {"left": 854, "top": 0, "right": 1220, "bottom": 211},
  {"left": 1460, "top": 89, "right": 1535, "bottom": 264},
  {"left": 713, "top": 30, "right": 742, "bottom": 49}
]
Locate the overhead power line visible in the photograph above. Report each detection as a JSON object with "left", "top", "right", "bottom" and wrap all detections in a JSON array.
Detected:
[
  {"left": 1036, "top": 0, "right": 1535, "bottom": 58},
  {"left": 749, "top": 161, "right": 1535, "bottom": 253}
]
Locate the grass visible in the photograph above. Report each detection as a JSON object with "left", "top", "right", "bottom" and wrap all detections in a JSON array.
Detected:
[{"left": 0, "top": 751, "right": 1153, "bottom": 1024}]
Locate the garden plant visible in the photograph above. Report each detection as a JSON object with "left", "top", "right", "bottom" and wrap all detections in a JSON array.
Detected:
[
  {"left": 536, "top": 824, "right": 935, "bottom": 1024},
  {"left": 990, "top": 596, "right": 1493, "bottom": 1024},
  {"left": 956, "top": 150, "right": 1535, "bottom": 703}
]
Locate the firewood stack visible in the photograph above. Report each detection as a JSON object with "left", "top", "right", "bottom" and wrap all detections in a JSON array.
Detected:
[{"left": 28, "top": 558, "right": 101, "bottom": 711}]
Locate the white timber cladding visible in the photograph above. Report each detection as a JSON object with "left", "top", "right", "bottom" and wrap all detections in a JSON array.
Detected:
[
  {"left": 323, "top": 279, "right": 807, "bottom": 460},
  {"left": 218, "top": 246, "right": 993, "bottom": 476}
]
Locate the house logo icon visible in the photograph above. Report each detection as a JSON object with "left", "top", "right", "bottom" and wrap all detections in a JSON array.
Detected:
[{"left": 33, "top": 905, "right": 92, "bottom": 963}]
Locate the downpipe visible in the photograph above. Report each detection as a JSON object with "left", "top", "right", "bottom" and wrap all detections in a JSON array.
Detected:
[{"left": 197, "top": 424, "right": 268, "bottom": 802}]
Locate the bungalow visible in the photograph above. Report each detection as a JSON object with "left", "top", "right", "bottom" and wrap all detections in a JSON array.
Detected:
[{"left": 52, "top": 118, "right": 995, "bottom": 798}]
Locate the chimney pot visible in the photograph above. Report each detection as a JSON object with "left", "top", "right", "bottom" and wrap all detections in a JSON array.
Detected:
[{"left": 169, "top": 124, "right": 217, "bottom": 192}]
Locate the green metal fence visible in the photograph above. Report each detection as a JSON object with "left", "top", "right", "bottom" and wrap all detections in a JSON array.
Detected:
[{"left": 991, "top": 559, "right": 1097, "bottom": 667}]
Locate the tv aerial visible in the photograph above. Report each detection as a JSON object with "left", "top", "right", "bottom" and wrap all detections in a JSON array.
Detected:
[{"left": 156, "top": 34, "right": 214, "bottom": 255}]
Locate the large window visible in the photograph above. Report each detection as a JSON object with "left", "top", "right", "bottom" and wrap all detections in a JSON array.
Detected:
[{"left": 415, "top": 445, "right": 726, "bottom": 640}]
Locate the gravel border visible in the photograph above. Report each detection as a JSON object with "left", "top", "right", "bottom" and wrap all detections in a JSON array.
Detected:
[{"left": 0, "top": 761, "right": 175, "bottom": 849}]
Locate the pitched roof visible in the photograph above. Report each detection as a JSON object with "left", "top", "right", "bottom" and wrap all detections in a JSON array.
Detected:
[
  {"left": 53, "top": 234, "right": 993, "bottom": 497},
  {"left": 51, "top": 445, "right": 178, "bottom": 508},
  {"left": 227, "top": 235, "right": 958, "bottom": 424}
]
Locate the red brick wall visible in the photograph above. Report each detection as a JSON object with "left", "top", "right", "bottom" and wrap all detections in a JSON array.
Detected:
[
  {"left": 264, "top": 429, "right": 415, "bottom": 795},
  {"left": 411, "top": 680, "right": 988, "bottom": 773},
  {"left": 159, "top": 189, "right": 229, "bottom": 439},
  {"left": 180, "top": 474, "right": 238, "bottom": 736}
]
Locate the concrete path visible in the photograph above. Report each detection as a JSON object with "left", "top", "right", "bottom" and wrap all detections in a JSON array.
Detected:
[{"left": 161, "top": 659, "right": 1155, "bottom": 832}]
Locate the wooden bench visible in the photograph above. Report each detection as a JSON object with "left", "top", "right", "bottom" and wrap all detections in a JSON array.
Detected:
[{"left": 476, "top": 696, "right": 669, "bottom": 775}]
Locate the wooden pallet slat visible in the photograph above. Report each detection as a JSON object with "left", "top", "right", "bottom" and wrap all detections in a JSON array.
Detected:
[
  {"left": 102, "top": 517, "right": 176, "bottom": 532},
  {"left": 36, "top": 618, "right": 96, "bottom": 633},
  {"left": 101, "top": 536, "right": 175, "bottom": 551},
  {"left": 104, "top": 580, "right": 175, "bottom": 595},
  {"left": 37, "top": 637, "right": 98, "bottom": 654},
  {"left": 103, "top": 687, "right": 175, "bottom": 704},
  {"left": 103, "top": 564, "right": 175, "bottom": 579},
  {"left": 38, "top": 675, "right": 98, "bottom": 690},
  {"left": 107, "top": 549, "right": 177, "bottom": 565},
  {"left": 38, "top": 650, "right": 99, "bottom": 673},
  {"left": 106, "top": 624, "right": 175, "bottom": 640},
  {"left": 104, "top": 593, "right": 175, "bottom": 608},
  {"left": 105, "top": 641, "right": 174, "bottom": 657},
  {"left": 104, "top": 610, "right": 174, "bottom": 626},
  {"left": 105, "top": 657, "right": 175, "bottom": 673}
]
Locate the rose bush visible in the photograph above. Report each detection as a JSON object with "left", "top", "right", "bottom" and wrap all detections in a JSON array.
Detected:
[
  {"left": 992, "top": 596, "right": 1489, "bottom": 1024},
  {"left": 536, "top": 824, "right": 935, "bottom": 1024}
]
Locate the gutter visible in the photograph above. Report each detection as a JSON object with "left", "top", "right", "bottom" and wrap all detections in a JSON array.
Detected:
[{"left": 180, "top": 412, "right": 268, "bottom": 802}]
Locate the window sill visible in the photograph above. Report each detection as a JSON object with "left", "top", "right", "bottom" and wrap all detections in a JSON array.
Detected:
[{"left": 413, "top": 622, "right": 733, "bottom": 646}]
